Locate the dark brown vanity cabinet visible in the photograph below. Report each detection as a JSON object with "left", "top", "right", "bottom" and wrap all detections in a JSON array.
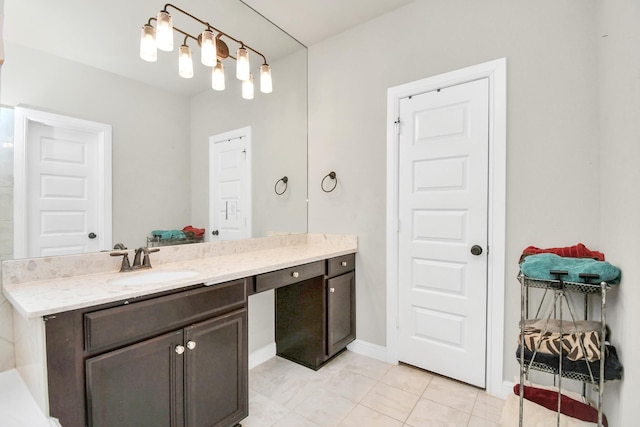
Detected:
[
  {"left": 46, "top": 279, "right": 248, "bottom": 427},
  {"left": 274, "top": 254, "right": 356, "bottom": 369}
]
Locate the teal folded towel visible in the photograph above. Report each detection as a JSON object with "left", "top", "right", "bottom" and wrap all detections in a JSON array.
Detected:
[
  {"left": 151, "top": 229, "right": 186, "bottom": 240},
  {"left": 520, "top": 253, "right": 621, "bottom": 285}
]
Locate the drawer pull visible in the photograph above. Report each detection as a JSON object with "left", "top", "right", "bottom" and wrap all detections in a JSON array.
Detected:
[
  {"left": 175, "top": 345, "right": 185, "bottom": 355},
  {"left": 186, "top": 340, "right": 197, "bottom": 351},
  {"left": 341, "top": 261, "right": 348, "bottom": 267},
  {"left": 291, "top": 271, "right": 300, "bottom": 278},
  {"left": 330, "top": 288, "right": 335, "bottom": 293}
]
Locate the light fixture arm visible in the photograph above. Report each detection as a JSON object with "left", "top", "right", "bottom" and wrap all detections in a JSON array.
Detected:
[{"left": 149, "top": 16, "right": 198, "bottom": 45}]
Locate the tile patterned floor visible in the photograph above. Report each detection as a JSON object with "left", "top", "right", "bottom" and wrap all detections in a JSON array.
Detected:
[{"left": 245, "top": 351, "right": 505, "bottom": 427}]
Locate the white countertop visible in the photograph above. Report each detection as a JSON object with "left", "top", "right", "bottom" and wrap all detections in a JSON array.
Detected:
[{"left": 2, "top": 234, "right": 357, "bottom": 319}]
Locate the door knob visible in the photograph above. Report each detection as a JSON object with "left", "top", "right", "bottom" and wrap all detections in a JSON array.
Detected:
[
  {"left": 291, "top": 271, "right": 299, "bottom": 278},
  {"left": 175, "top": 345, "right": 185, "bottom": 355},
  {"left": 88, "top": 232, "right": 97, "bottom": 239},
  {"left": 212, "top": 230, "right": 219, "bottom": 236},
  {"left": 186, "top": 340, "right": 197, "bottom": 351},
  {"left": 470, "top": 245, "right": 483, "bottom": 256}
]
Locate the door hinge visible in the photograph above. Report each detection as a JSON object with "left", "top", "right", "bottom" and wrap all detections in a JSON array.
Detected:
[{"left": 395, "top": 118, "right": 401, "bottom": 135}]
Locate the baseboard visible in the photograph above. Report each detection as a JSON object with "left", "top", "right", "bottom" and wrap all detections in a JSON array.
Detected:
[
  {"left": 248, "top": 342, "right": 276, "bottom": 370},
  {"left": 346, "top": 339, "right": 389, "bottom": 363},
  {"left": 249, "top": 340, "right": 389, "bottom": 369},
  {"left": 501, "top": 379, "right": 515, "bottom": 399}
]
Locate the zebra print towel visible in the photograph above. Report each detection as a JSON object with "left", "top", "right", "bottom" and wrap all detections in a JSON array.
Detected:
[{"left": 518, "top": 319, "right": 604, "bottom": 362}]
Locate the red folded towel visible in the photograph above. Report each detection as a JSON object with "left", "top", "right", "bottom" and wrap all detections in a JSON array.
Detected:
[
  {"left": 519, "top": 243, "right": 605, "bottom": 264},
  {"left": 182, "top": 225, "right": 205, "bottom": 238},
  {"left": 514, "top": 384, "right": 608, "bottom": 426}
]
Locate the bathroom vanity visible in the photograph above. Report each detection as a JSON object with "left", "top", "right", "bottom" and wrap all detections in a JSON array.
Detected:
[
  {"left": 46, "top": 279, "right": 248, "bottom": 427},
  {"left": 1, "top": 234, "right": 357, "bottom": 427}
]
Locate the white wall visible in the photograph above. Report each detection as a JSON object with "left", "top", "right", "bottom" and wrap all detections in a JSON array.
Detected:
[
  {"left": 596, "top": 0, "right": 640, "bottom": 425},
  {"left": 1, "top": 42, "right": 192, "bottom": 249}
]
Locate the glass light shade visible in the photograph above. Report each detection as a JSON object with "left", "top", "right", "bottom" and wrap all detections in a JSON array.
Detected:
[
  {"left": 212, "top": 61, "right": 225, "bottom": 91},
  {"left": 260, "top": 64, "right": 272, "bottom": 93},
  {"left": 156, "top": 11, "right": 174, "bottom": 51},
  {"left": 236, "top": 47, "right": 250, "bottom": 81},
  {"left": 242, "top": 73, "right": 254, "bottom": 99},
  {"left": 178, "top": 45, "right": 194, "bottom": 78},
  {"left": 139, "top": 24, "right": 157, "bottom": 62},
  {"left": 200, "top": 30, "right": 217, "bottom": 66}
]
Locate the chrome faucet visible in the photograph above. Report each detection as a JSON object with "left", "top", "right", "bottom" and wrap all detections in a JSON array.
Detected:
[{"left": 111, "top": 247, "right": 160, "bottom": 272}]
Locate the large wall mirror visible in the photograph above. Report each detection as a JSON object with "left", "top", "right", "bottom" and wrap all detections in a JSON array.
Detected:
[{"left": 0, "top": 0, "right": 308, "bottom": 258}]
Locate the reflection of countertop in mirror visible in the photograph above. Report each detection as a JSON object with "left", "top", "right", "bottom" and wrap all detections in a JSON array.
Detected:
[{"left": 2, "top": 234, "right": 357, "bottom": 318}]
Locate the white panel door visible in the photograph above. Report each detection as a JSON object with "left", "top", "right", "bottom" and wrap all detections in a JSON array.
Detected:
[
  {"left": 398, "top": 78, "right": 489, "bottom": 388},
  {"left": 26, "top": 121, "right": 102, "bottom": 257},
  {"left": 209, "top": 130, "right": 251, "bottom": 241}
]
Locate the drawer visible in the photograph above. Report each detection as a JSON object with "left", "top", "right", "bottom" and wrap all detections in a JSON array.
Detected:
[
  {"left": 327, "top": 254, "right": 355, "bottom": 278},
  {"left": 84, "top": 279, "right": 247, "bottom": 353},
  {"left": 255, "top": 261, "right": 325, "bottom": 293}
]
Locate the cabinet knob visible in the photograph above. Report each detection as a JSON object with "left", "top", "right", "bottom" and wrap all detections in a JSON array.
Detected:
[
  {"left": 330, "top": 288, "right": 335, "bottom": 293},
  {"left": 175, "top": 345, "right": 185, "bottom": 355},
  {"left": 341, "top": 261, "right": 348, "bottom": 267},
  {"left": 186, "top": 340, "right": 197, "bottom": 350},
  {"left": 291, "top": 271, "right": 299, "bottom": 278}
]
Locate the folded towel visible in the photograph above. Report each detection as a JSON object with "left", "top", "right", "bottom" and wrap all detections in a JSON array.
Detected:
[
  {"left": 523, "top": 319, "right": 603, "bottom": 335},
  {"left": 518, "top": 319, "right": 605, "bottom": 362},
  {"left": 519, "top": 243, "right": 605, "bottom": 263},
  {"left": 516, "top": 344, "right": 623, "bottom": 381},
  {"left": 520, "top": 253, "right": 621, "bottom": 285},
  {"left": 151, "top": 229, "right": 186, "bottom": 240},
  {"left": 513, "top": 383, "right": 608, "bottom": 427},
  {"left": 182, "top": 225, "right": 205, "bottom": 238},
  {"left": 501, "top": 393, "right": 601, "bottom": 427}
]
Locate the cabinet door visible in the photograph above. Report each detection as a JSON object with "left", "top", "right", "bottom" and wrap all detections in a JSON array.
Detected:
[
  {"left": 184, "top": 309, "right": 248, "bottom": 427},
  {"left": 85, "top": 330, "right": 185, "bottom": 427},
  {"left": 275, "top": 276, "right": 326, "bottom": 369},
  {"left": 327, "top": 271, "right": 356, "bottom": 357}
]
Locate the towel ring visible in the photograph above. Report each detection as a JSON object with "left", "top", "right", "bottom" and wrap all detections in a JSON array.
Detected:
[
  {"left": 321, "top": 171, "right": 338, "bottom": 193},
  {"left": 274, "top": 176, "right": 288, "bottom": 195}
]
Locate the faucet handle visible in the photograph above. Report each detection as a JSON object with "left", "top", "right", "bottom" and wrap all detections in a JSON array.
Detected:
[
  {"left": 110, "top": 251, "right": 131, "bottom": 272},
  {"left": 142, "top": 247, "right": 160, "bottom": 267}
]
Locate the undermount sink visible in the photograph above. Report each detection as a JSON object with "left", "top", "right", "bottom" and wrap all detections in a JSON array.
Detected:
[{"left": 108, "top": 270, "right": 199, "bottom": 286}]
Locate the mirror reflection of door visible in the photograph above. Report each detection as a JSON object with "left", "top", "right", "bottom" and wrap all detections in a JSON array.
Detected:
[
  {"left": 209, "top": 127, "right": 252, "bottom": 241},
  {"left": 13, "top": 107, "right": 112, "bottom": 257}
]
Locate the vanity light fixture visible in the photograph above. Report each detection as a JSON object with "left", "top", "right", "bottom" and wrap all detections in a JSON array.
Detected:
[
  {"left": 212, "top": 61, "right": 225, "bottom": 91},
  {"left": 242, "top": 74, "right": 254, "bottom": 100},
  {"left": 140, "top": 3, "right": 273, "bottom": 97},
  {"left": 236, "top": 45, "right": 250, "bottom": 81},
  {"left": 178, "top": 43, "right": 193, "bottom": 78},
  {"left": 139, "top": 24, "right": 157, "bottom": 62}
]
